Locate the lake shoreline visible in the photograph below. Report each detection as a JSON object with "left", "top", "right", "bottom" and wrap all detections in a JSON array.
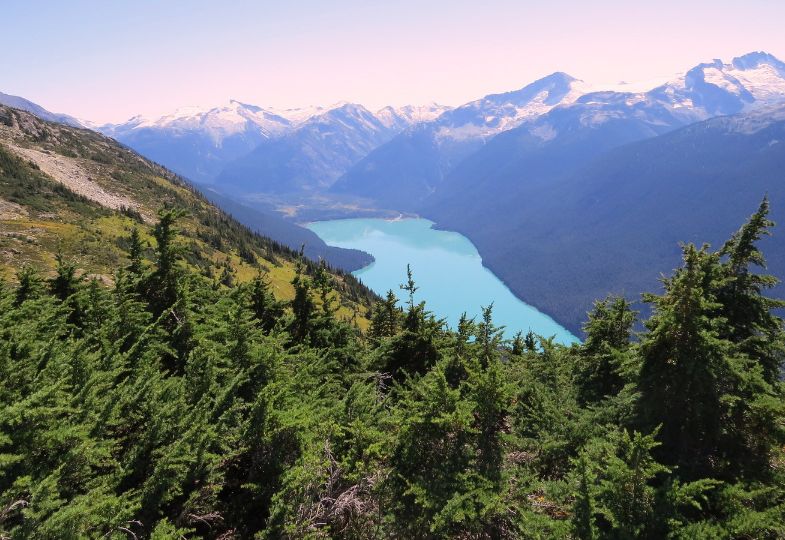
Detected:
[{"left": 308, "top": 217, "right": 579, "bottom": 344}]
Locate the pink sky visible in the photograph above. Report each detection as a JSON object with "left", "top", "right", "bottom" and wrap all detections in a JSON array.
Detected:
[{"left": 3, "top": 0, "right": 785, "bottom": 123}]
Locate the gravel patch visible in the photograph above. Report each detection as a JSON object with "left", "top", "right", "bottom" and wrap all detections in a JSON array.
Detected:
[{"left": 9, "top": 144, "right": 140, "bottom": 212}]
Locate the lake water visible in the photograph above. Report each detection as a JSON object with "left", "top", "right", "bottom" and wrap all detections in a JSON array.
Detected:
[{"left": 308, "top": 218, "right": 578, "bottom": 344}]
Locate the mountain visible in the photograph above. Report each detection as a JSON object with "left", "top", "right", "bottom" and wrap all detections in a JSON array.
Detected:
[
  {"left": 429, "top": 104, "right": 785, "bottom": 333},
  {"left": 334, "top": 52, "right": 785, "bottom": 212},
  {"left": 213, "top": 103, "right": 406, "bottom": 196},
  {"left": 101, "top": 100, "right": 292, "bottom": 184},
  {"left": 0, "top": 91, "right": 84, "bottom": 127},
  {"left": 426, "top": 52, "right": 785, "bottom": 218},
  {"left": 330, "top": 72, "right": 588, "bottom": 209},
  {"left": 374, "top": 103, "right": 452, "bottom": 129},
  {"left": 0, "top": 103, "right": 376, "bottom": 315},
  {"left": 648, "top": 51, "right": 785, "bottom": 119}
]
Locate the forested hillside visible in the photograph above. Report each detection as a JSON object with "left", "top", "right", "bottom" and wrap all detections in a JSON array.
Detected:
[
  {"left": 0, "top": 104, "right": 375, "bottom": 320},
  {"left": 1, "top": 136, "right": 784, "bottom": 538},
  {"left": 427, "top": 105, "right": 785, "bottom": 334}
]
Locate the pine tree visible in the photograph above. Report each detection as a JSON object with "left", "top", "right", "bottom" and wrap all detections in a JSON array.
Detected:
[
  {"left": 126, "top": 226, "right": 145, "bottom": 276},
  {"left": 249, "top": 273, "right": 283, "bottom": 333},
  {"left": 49, "top": 252, "right": 80, "bottom": 302},
  {"left": 716, "top": 197, "right": 785, "bottom": 385},
  {"left": 476, "top": 303, "right": 503, "bottom": 368},
  {"left": 638, "top": 227, "right": 785, "bottom": 481},
  {"left": 146, "top": 208, "right": 186, "bottom": 314},
  {"left": 369, "top": 289, "right": 400, "bottom": 342},
  {"left": 576, "top": 296, "right": 636, "bottom": 405},
  {"left": 637, "top": 244, "right": 729, "bottom": 479},
  {"left": 289, "top": 255, "right": 315, "bottom": 344},
  {"left": 13, "top": 265, "right": 42, "bottom": 306}
]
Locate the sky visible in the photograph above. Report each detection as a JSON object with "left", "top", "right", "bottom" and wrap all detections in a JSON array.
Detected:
[{"left": 3, "top": 0, "right": 785, "bottom": 124}]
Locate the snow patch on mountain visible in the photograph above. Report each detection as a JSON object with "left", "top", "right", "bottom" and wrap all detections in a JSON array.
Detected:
[
  {"left": 108, "top": 100, "right": 292, "bottom": 145},
  {"left": 433, "top": 73, "right": 589, "bottom": 142},
  {"left": 375, "top": 103, "right": 452, "bottom": 129}
]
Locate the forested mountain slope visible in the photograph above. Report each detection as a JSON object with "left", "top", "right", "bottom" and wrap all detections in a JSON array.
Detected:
[
  {"left": 428, "top": 105, "right": 785, "bottom": 333},
  {"left": 0, "top": 104, "right": 375, "bottom": 320}
]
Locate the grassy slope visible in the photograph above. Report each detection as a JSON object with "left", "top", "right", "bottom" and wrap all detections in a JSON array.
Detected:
[{"left": 0, "top": 105, "right": 375, "bottom": 328}]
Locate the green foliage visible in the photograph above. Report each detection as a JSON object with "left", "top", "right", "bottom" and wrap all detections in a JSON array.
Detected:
[
  {"left": 576, "top": 296, "right": 636, "bottom": 405},
  {"left": 0, "top": 202, "right": 783, "bottom": 538}
]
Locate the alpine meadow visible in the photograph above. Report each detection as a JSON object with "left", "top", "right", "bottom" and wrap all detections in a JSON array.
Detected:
[{"left": 2, "top": 2, "right": 785, "bottom": 538}]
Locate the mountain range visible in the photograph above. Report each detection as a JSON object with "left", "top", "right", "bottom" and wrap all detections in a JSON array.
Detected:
[
  {"left": 3, "top": 50, "right": 785, "bottom": 333},
  {"left": 338, "top": 51, "right": 785, "bottom": 211},
  {"left": 99, "top": 100, "right": 449, "bottom": 192}
]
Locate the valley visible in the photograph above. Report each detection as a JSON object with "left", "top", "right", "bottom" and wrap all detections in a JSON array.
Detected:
[
  {"left": 308, "top": 217, "right": 578, "bottom": 343},
  {"left": 4, "top": 3, "right": 785, "bottom": 536}
]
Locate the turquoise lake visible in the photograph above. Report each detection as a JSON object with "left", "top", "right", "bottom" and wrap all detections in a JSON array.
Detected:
[{"left": 308, "top": 218, "right": 578, "bottom": 344}]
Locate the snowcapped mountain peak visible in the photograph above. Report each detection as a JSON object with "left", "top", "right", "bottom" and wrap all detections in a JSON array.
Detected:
[
  {"left": 731, "top": 51, "right": 785, "bottom": 73},
  {"left": 374, "top": 103, "right": 452, "bottom": 129},
  {"left": 227, "top": 99, "right": 264, "bottom": 113},
  {"left": 433, "top": 72, "right": 588, "bottom": 142},
  {"left": 108, "top": 100, "right": 292, "bottom": 143},
  {"left": 484, "top": 72, "right": 582, "bottom": 107},
  {"left": 649, "top": 52, "right": 785, "bottom": 118}
]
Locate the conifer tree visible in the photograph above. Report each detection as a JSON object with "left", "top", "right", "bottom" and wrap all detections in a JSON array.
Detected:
[
  {"left": 146, "top": 208, "right": 186, "bottom": 314},
  {"left": 637, "top": 244, "right": 729, "bottom": 479},
  {"left": 249, "top": 273, "right": 283, "bottom": 333},
  {"left": 638, "top": 231, "right": 785, "bottom": 481},
  {"left": 576, "top": 296, "right": 636, "bottom": 405},
  {"left": 369, "top": 289, "right": 400, "bottom": 342},
  {"left": 126, "top": 226, "right": 145, "bottom": 276},
  {"left": 716, "top": 197, "right": 785, "bottom": 385},
  {"left": 13, "top": 266, "right": 41, "bottom": 306},
  {"left": 289, "top": 255, "right": 315, "bottom": 344},
  {"left": 49, "top": 252, "right": 80, "bottom": 302}
]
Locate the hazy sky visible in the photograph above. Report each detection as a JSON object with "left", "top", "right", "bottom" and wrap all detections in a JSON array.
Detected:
[{"left": 3, "top": 0, "right": 785, "bottom": 123}]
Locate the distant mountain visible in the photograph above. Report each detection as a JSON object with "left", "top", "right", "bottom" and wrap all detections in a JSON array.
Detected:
[
  {"left": 0, "top": 96, "right": 371, "bottom": 272},
  {"left": 100, "top": 100, "right": 292, "bottom": 184},
  {"left": 648, "top": 51, "right": 785, "bottom": 119},
  {"left": 429, "top": 104, "right": 785, "bottom": 334},
  {"left": 214, "top": 103, "right": 407, "bottom": 196},
  {"left": 334, "top": 52, "right": 785, "bottom": 211},
  {"left": 0, "top": 91, "right": 84, "bottom": 128},
  {"left": 374, "top": 103, "right": 452, "bottom": 129},
  {"left": 428, "top": 52, "right": 785, "bottom": 214},
  {"left": 331, "top": 72, "right": 588, "bottom": 209}
]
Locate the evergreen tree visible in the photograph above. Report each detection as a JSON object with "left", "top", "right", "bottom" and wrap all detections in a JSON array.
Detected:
[
  {"left": 126, "top": 226, "right": 145, "bottom": 276},
  {"left": 249, "top": 273, "right": 284, "bottom": 333},
  {"left": 145, "top": 208, "right": 186, "bottom": 314},
  {"left": 576, "top": 296, "right": 636, "bottom": 405},
  {"left": 48, "top": 252, "right": 80, "bottom": 302},
  {"left": 289, "top": 255, "right": 315, "bottom": 344},
  {"left": 638, "top": 235, "right": 785, "bottom": 481},
  {"left": 13, "top": 265, "right": 42, "bottom": 306},
  {"left": 369, "top": 289, "right": 400, "bottom": 342},
  {"left": 717, "top": 197, "right": 785, "bottom": 384}
]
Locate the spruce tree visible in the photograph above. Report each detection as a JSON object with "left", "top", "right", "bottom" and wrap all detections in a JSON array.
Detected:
[
  {"left": 716, "top": 197, "right": 785, "bottom": 385},
  {"left": 289, "top": 256, "right": 315, "bottom": 344},
  {"left": 577, "top": 296, "right": 636, "bottom": 405}
]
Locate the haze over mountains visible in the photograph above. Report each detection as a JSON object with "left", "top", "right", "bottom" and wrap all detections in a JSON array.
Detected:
[{"left": 3, "top": 50, "right": 785, "bottom": 333}]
